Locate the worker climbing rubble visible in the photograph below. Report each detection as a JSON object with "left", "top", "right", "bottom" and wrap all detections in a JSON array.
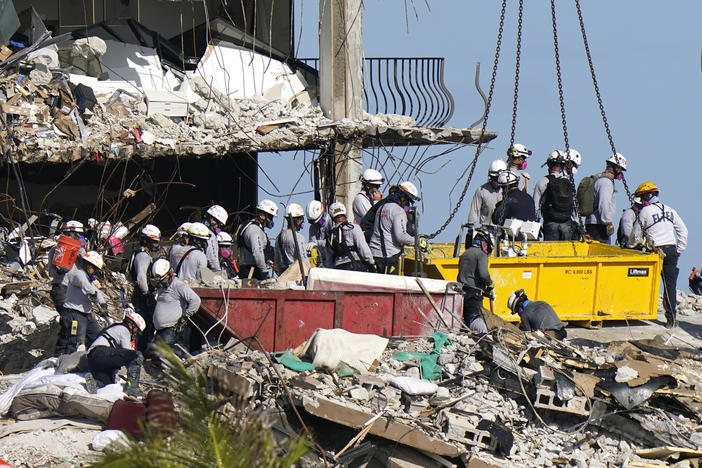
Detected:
[
  {"left": 533, "top": 150, "right": 575, "bottom": 241},
  {"left": 369, "top": 181, "right": 420, "bottom": 275},
  {"left": 353, "top": 169, "right": 384, "bottom": 223},
  {"left": 127, "top": 224, "right": 160, "bottom": 350},
  {"left": 467, "top": 159, "right": 506, "bottom": 232},
  {"left": 48, "top": 220, "right": 85, "bottom": 355},
  {"left": 627, "top": 181, "right": 688, "bottom": 328},
  {"left": 326, "top": 201, "right": 376, "bottom": 272},
  {"left": 508, "top": 289, "right": 567, "bottom": 339},
  {"left": 457, "top": 229, "right": 495, "bottom": 335},
  {"left": 491, "top": 170, "right": 536, "bottom": 226},
  {"left": 274, "top": 203, "right": 310, "bottom": 274},
  {"left": 202, "top": 204, "right": 228, "bottom": 271},
  {"left": 506, "top": 143, "right": 531, "bottom": 191},
  {"left": 238, "top": 199, "right": 278, "bottom": 280},
  {"left": 83, "top": 305, "right": 146, "bottom": 398},
  {"left": 176, "top": 223, "right": 209, "bottom": 281},
  {"left": 61, "top": 251, "right": 109, "bottom": 353},
  {"left": 578, "top": 153, "right": 627, "bottom": 244},
  {"left": 306, "top": 200, "right": 331, "bottom": 267}
]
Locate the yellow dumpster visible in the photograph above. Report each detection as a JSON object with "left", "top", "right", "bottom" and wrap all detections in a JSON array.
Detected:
[{"left": 403, "top": 241, "right": 662, "bottom": 326}]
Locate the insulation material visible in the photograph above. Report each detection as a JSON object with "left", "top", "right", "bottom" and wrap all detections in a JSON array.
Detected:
[{"left": 301, "top": 328, "right": 389, "bottom": 373}]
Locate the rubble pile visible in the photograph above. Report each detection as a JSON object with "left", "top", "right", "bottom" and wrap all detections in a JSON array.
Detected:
[{"left": 194, "top": 325, "right": 702, "bottom": 467}]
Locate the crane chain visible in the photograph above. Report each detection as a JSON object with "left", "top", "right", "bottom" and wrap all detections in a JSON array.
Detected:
[
  {"left": 508, "top": 0, "right": 524, "bottom": 148},
  {"left": 426, "top": 0, "right": 507, "bottom": 240}
]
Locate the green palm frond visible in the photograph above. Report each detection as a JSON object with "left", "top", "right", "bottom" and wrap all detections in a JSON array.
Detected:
[{"left": 90, "top": 342, "right": 308, "bottom": 468}]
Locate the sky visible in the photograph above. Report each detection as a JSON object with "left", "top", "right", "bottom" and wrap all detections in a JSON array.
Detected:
[{"left": 259, "top": 0, "right": 702, "bottom": 289}]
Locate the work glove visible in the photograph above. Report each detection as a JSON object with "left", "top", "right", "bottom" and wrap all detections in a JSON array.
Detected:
[
  {"left": 175, "top": 317, "right": 187, "bottom": 333},
  {"left": 367, "top": 263, "right": 378, "bottom": 273},
  {"left": 483, "top": 283, "right": 496, "bottom": 300},
  {"left": 418, "top": 235, "right": 430, "bottom": 253},
  {"left": 605, "top": 223, "right": 614, "bottom": 236}
]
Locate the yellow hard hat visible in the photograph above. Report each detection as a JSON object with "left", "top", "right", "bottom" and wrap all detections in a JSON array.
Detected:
[{"left": 634, "top": 181, "right": 658, "bottom": 195}]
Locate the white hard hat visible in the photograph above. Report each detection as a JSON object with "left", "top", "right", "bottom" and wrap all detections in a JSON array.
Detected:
[
  {"left": 216, "top": 231, "right": 233, "bottom": 246},
  {"left": 507, "top": 289, "right": 527, "bottom": 314},
  {"left": 507, "top": 143, "right": 532, "bottom": 159},
  {"left": 63, "top": 220, "right": 84, "bottom": 233},
  {"left": 543, "top": 150, "right": 567, "bottom": 167},
  {"left": 360, "top": 168, "right": 384, "bottom": 185},
  {"left": 257, "top": 199, "right": 279, "bottom": 217},
  {"left": 399, "top": 181, "right": 420, "bottom": 201},
  {"left": 497, "top": 170, "right": 519, "bottom": 186},
  {"left": 87, "top": 218, "right": 98, "bottom": 229},
  {"left": 187, "top": 222, "right": 211, "bottom": 240},
  {"left": 151, "top": 258, "right": 172, "bottom": 279},
  {"left": 140, "top": 224, "right": 161, "bottom": 242},
  {"left": 113, "top": 224, "right": 129, "bottom": 239},
  {"left": 606, "top": 153, "right": 627, "bottom": 170},
  {"left": 98, "top": 221, "right": 112, "bottom": 239},
  {"left": 125, "top": 311, "right": 146, "bottom": 332},
  {"left": 565, "top": 148, "right": 581, "bottom": 166},
  {"left": 175, "top": 222, "right": 192, "bottom": 236},
  {"left": 306, "top": 200, "right": 324, "bottom": 223},
  {"left": 488, "top": 159, "right": 507, "bottom": 177},
  {"left": 285, "top": 203, "right": 304, "bottom": 218},
  {"left": 329, "top": 201, "right": 346, "bottom": 218},
  {"left": 206, "top": 205, "right": 228, "bottom": 225},
  {"left": 80, "top": 250, "right": 104, "bottom": 270}
]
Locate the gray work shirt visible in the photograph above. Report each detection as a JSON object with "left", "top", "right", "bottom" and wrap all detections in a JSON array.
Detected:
[
  {"left": 239, "top": 221, "right": 268, "bottom": 270},
  {"left": 63, "top": 268, "right": 106, "bottom": 314},
  {"left": 153, "top": 277, "right": 201, "bottom": 330},
  {"left": 457, "top": 246, "right": 491, "bottom": 291},
  {"left": 330, "top": 222, "right": 375, "bottom": 267},
  {"left": 130, "top": 249, "right": 151, "bottom": 295},
  {"left": 467, "top": 182, "right": 502, "bottom": 226},
  {"left": 168, "top": 243, "right": 189, "bottom": 270},
  {"left": 533, "top": 171, "right": 566, "bottom": 220},
  {"left": 519, "top": 300, "right": 565, "bottom": 333},
  {"left": 509, "top": 167, "right": 527, "bottom": 191},
  {"left": 352, "top": 192, "right": 373, "bottom": 223},
  {"left": 617, "top": 208, "right": 636, "bottom": 247},
  {"left": 88, "top": 324, "right": 132, "bottom": 352},
  {"left": 205, "top": 230, "right": 221, "bottom": 271},
  {"left": 369, "top": 202, "right": 414, "bottom": 258},
  {"left": 177, "top": 247, "right": 207, "bottom": 281},
  {"left": 309, "top": 218, "right": 332, "bottom": 267},
  {"left": 274, "top": 229, "right": 310, "bottom": 272},
  {"left": 585, "top": 174, "right": 616, "bottom": 225}
]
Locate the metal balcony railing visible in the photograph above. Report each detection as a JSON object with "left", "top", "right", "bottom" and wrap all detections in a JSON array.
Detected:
[{"left": 299, "top": 57, "right": 455, "bottom": 128}]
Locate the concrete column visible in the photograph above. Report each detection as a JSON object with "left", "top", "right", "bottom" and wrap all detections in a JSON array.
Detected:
[{"left": 319, "top": 0, "right": 364, "bottom": 215}]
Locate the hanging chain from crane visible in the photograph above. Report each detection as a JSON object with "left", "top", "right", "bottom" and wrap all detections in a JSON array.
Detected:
[
  {"left": 426, "top": 0, "right": 507, "bottom": 240},
  {"left": 508, "top": 0, "right": 524, "bottom": 147}
]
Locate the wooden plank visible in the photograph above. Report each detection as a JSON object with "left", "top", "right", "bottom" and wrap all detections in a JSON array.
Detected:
[{"left": 301, "top": 395, "right": 462, "bottom": 457}]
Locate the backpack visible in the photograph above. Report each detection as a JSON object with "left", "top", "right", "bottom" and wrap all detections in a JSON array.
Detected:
[
  {"left": 542, "top": 175, "right": 575, "bottom": 223},
  {"left": 327, "top": 222, "right": 355, "bottom": 259},
  {"left": 360, "top": 199, "right": 388, "bottom": 242},
  {"left": 576, "top": 174, "right": 606, "bottom": 217}
]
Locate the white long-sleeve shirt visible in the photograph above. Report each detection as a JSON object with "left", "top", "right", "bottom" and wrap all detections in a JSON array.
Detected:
[{"left": 628, "top": 201, "right": 688, "bottom": 254}]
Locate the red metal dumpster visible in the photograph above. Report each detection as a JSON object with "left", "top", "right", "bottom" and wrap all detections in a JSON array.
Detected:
[{"left": 194, "top": 287, "right": 462, "bottom": 352}]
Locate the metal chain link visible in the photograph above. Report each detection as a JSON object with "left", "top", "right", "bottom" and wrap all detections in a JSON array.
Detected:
[
  {"left": 426, "top": 0, "right": 508, "bottom": 240},
  {"left": 508, "top": 0, "right": 524, "bottom": 148}
]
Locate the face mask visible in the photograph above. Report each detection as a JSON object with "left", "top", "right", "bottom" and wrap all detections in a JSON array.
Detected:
[
  {"left": 220, "top": 248, "right": 231, "bottom": 259},
  {"left": 214, "top": 227, "right": 221, "bottom": 234},
  {"left": 268, "top": 219, "right": 275, "bottom": 229},
  {"left": 79, "top": 235, "right": 86, "bottom": 247},
  {"left": 89, "top": 273, "right": 98, "bottom": 282},
  {"left": 403, "top": 205, "right": 410, "bottom": 212},
  {"left": 641, "top": 201, "right": 650, "bottom": 207},
  {"left": 571, "top": 167, "right": 578, "bottom": 175},
  {"left": 490, "top": 180, "right": 499, "bottom": 190},
  {"left": 521, "top": 161, "right": 528, "bottom": 170},
  {"left": 616, "top": 173, "right": 623, "bottom": 180},
  {"left": 319, "top": 214, "right": 327, "bottom": 227},
  {"left": 299, "top": 221, "right": 305, "bottom": 230}
]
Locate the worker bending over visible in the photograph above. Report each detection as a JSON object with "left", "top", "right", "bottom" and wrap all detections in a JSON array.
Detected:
[
  {"left": 457, "top": 229, "right": 495, "bottom": 335},
  {"left": 327, "top": 202, "right": 376, "bottom": 272},
  {"left": 508, "top": 289, "right": 567, "bottom": 339}
]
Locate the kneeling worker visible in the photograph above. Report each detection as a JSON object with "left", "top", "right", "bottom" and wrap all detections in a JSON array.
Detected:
[
  {"left": 84, "top": 306, "right": 146, "bottom": 397},
  {"left": 507, "top": 289, "right": 567, "bottom": 339},
  {"left": 457, "top": 229, "right": 494, "bottom": 334}
]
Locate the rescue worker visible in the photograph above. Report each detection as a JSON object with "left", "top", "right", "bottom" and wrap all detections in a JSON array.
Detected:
[
  {"left": 533, "top": 151, "right": 574, "bottom": 240},
  {"left": 369, "top": 181, "right": 420, "bottom": 275},
  {"left": 627, "top": 182, "right": 688, "bottom": 328},
  {"left": 168, "top": 222, "right": 192, "bottom": 268},
  {"left": 239, "top": 199, "right": 278, "bottom": 280},
  {"left": 49, "top": 220, "right": 85, "bottom": 355},
  {"left": 274, "top": 203, "right": 310, "bottom": 273},
  {"left": 617, "top": 197, "right": 643, "bottom": 248},
  {"left": 506, "top": 143, "right": 531, "bottom": 191},
  {"left": 507, "top": 289, "right": 567, "bottom": 339},
  {"left": 457, "top": 229, "right": 495, "bottom": 335},
  {"left": 203, "top": 204, "right": 228, "bottom": 271},
  {"left": 353, "top": 169, "right": 384, "bottom": 223},
  {"left": 176, "top": 222, "right": 209, "bottom": 281},
  {"left": 216, "top": 232, "right": 238, "bottom": 278},
  {"left": 327, "top": 201, "right": 376, "bottom": 272},
  {"left": 61, "top": 251, "right": 108, "bottom": 353},
  {"left": 467, "top": 160, "right": 506, "bottom": 228},
  {"left": 150, "top": 259, "right": 201, "bottom": 349},
  {"left": 564, "top": 149, "right": 583, "bottom": 240},
  {"left": 84, "top": 306, "right": 145, "bottom": 398},
  {"left": 127, "top": 224, "right": 160, "bottom": 351},
  {"left": 491, "top": 171, "right": 537, "bottom": 226},
  {"left": 307, "top": 200, "right": 331, "bottom": 267},
  {"left": 689, "top": 268, "right": 702, "bottom": 296},
  {"left": 585, "top": 154, "right": 627, "bottom": 244}
]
